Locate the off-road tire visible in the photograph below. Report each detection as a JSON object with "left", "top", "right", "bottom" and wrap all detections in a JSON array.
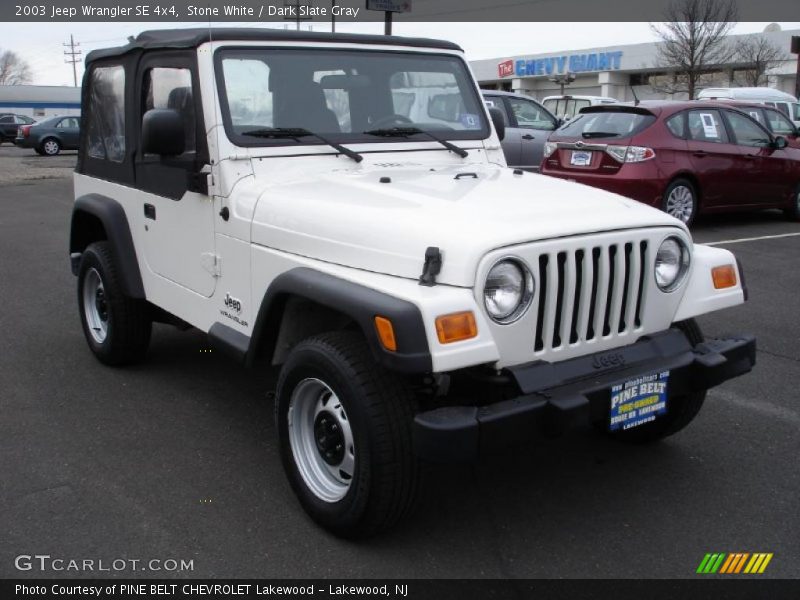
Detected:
[
  {"left": 608, "top": 319, "right": 706, "bottom": 443},
  {"left": 77, "top": 241, "right": 151, "bottom": 365},
  {"left": 275, "top": 331, "right": 419, "bottom": 538}
]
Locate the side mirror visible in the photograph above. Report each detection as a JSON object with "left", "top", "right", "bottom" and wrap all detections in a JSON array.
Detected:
[
  {"left": 772, "top": 136, "right": 788, "bottom": 150},
  {"left": 142, "top": 109, "right": 185, "bottom": 156},
  {"left": 556, "top": 117, "right": 565, "bottom": 128},
  {"left": 488, "top": 107, "right": 505, "bottom": 141}
]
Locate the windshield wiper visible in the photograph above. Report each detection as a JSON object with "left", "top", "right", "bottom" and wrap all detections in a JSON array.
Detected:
[
  {"left": 363, "top": 127, "right": 469, "bottom": 158},
  {"left": 240, "top": 127, "right": 363, "bottom": 163},
  {"left": 582, "top": 131, "right": 620, "bottom": 139}
]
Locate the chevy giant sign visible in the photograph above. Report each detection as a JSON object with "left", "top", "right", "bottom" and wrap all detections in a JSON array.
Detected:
[{"left": 497, "top": 51, "right": 623, "bottom": 78}]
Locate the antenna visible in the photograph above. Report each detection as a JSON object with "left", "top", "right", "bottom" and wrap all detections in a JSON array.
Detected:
[
  {"left": 630, "top": 84, "right": 640, "bottom": 106},
  {"left": 207, "top": 11, "right": 222, "bottom": 192}
]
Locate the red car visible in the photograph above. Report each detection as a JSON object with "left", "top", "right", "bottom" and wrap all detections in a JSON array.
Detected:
[
  {"left": 722, "top": 101, "right": 800, "bottom": 149},
  {"left": 540, "top": 101, "right": 800, "bottom": 226}
]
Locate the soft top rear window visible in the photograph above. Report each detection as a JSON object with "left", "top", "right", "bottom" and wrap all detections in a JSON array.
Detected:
[{"left": 555, "top": 110, "right": 656, "bottom": 139}]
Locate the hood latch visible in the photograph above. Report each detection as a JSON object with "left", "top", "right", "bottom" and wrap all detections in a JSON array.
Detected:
[{"left": 419, "top": 247, "right": 442, "bottom": 287}]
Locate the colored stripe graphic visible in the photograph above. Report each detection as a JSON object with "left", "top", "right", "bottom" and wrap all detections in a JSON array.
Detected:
[{"left": 698, "top": 552, "right": 773, "bottom": 574}]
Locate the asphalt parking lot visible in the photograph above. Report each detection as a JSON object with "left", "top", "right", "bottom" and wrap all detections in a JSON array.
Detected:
[{"left": 1, "top": 147, "right": 798, "bottom": 579}]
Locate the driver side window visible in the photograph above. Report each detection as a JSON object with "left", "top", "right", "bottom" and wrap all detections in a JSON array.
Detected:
[
  {"left": 507, "top": 97, "right": 555, "bottom": 130},
  {"left": 725, "top": 111, "right": 772, "bottom": 147},
  {"left": 143, "top": 67, "right": 196, "bottom": 155}
]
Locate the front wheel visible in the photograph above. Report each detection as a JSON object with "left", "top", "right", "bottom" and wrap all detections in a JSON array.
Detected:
[
  {"left": 275, "top": 331, "right": 419, "bottom": 538},
  {"left": 78, "top": 242, "right": 152, "bottom": 365},
  {"left": 662, "top": 178, "right": 698, "bottom": 227},
  {"left": 608, "top": 319, "right": 706, "bottom": 444},
  {"left": 784, "top": 184, "right": 800, "bottom": 222}
]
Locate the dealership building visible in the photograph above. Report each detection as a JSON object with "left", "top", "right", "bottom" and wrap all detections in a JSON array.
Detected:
[
  {"left": 470, "top": 25, "right": 799, "bottom": 102},
  {"left": 0, "top": 85, "right": 80, "bottom": 119}
]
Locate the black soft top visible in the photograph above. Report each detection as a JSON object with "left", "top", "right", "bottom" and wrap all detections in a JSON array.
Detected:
[{"left": 85, "top": 27, "right": 462, "bottom": 63}]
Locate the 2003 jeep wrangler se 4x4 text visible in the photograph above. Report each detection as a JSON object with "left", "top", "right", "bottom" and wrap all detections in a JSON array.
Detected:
[{"left": 70, "top": 29, "right": 756, "bottom": 538}]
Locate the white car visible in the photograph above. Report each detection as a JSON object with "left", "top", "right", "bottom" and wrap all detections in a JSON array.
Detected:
[
  {"left": 542, "top": 94, "right": 618, "bottom": 121},
  {"left": 697, "top": 87, "right": 800, "bottom": 127},
  {"left": 70, "top": 28, "right": 755, "bottom": 538}
]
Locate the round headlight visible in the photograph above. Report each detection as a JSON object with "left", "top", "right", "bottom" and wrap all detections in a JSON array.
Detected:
[
  {"left": 655, "top": 237, "right": 690, "bottom": 291},
  {"left": 484, "top": 259, "right": 534, "bottom": 323}
]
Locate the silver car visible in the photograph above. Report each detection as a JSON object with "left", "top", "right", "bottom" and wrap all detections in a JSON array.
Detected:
[{"left": 482, "top": 90, "right": 560, "bottom": 171}]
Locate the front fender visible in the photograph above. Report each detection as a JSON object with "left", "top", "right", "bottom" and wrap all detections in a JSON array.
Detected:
[{"left": 673, "top": 244, "right": 746, "bottom": 322}]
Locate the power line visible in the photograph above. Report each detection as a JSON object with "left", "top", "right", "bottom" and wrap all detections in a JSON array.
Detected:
[{"left": 63, "top": 34, "right": 82, "bottom": 87}]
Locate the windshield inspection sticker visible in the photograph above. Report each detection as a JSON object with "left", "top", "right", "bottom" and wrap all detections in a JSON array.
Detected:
[
  {"left": 460, "top": 113, "right": 480, "bottom": 129},
  {"left": 609, "top": 371, "right": 669, "bottom": 431}
]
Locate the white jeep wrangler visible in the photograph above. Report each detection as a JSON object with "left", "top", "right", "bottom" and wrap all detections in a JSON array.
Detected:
[{"left": 70, "top": 28, "right": 755, "bottom": 538}]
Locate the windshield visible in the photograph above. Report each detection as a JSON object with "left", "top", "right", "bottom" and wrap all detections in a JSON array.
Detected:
[
  {"left": 215, "top": 48, "right": 489, "bottom": 146},
  {"left": 555, "top": 110, "right": 656, "bottom": 139}
]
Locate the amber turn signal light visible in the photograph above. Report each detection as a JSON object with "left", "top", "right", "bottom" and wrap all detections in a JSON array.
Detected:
[
  {"left": 712, "top": 265, "right": 737, "bottom": 289},
  {"left": 374, "top": 316, "right": 397, "bottom": 352},
  {"left": 435, "top": 311, "right": 478, "bottom": 344}
]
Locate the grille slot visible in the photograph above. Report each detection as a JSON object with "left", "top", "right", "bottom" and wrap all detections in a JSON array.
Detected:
[{"left": 533, "top": 240, "right": 648, "bottom": 352}]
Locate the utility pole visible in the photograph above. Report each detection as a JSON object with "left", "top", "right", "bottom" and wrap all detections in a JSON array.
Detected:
[{"left": 63, "top": 34, "right": 81, "bottom": 87}]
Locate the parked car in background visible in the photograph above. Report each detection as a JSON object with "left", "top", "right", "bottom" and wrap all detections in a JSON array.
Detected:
[
  {"left": 542, "top": 95, "right": 617, "bottom": 121},
  {"left": 540, "top": 101, "right": 800, "bottom": 226},
  {"left": 725, "top": 101, "right": 800, "bottom": 149},
  {"left": 15, "top": 115, "right": 80, "bottom": 155},
  {"left": 697, "top": 87, "right": 800, "bottom": 127},
  {"left": 0, "top": 113, "right": 35, "bottom": 144},
  {"left": 482, "top": 90, "right": 560, "bottom": 170}
]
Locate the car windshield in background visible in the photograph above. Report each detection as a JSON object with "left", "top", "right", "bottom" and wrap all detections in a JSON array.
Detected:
[
  {"left": 557, "top": 110, "right": 656, "bottom": 139},
  {"left": 215, "top": 48, "right": 489, "bottom": 146}
]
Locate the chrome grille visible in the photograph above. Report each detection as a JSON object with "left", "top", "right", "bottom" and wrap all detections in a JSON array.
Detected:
[{"left": 533, "top": 240, "right": 648, "bottom": 352}]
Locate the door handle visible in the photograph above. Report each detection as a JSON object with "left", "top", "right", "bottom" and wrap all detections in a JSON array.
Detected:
[
  {"left": 144, "top": 204, "right": 156, "bottom": 220},
  {"left": 743, "top": 154, "right": 757, "bottom": 160},
  {"left": 692, "top": 151, "right": 707, "bottom": 158},
  {"left": 521, "top": 134, "right": 535, "bottom": 140}
]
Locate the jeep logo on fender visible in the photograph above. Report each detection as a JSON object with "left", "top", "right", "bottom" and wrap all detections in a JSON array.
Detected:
[
  {"left": 224, "top": 293, "right": 242, "bottom": 314},
  {"left": 592, "top": 352, "right": 625, "bottom": 370}
]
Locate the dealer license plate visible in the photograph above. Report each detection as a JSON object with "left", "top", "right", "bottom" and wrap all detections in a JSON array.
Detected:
[
  {"left": 570, "top": 150, "right": 592, "bottom": 166},
  {"left": 609, "top": 371, "right": 669, "bottom": 431}
]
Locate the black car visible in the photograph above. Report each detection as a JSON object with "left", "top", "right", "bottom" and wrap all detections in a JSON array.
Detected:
[
  {"left": 15, "top": 115, "right": 80, "bottom": 155},
  {"left": 0, "top": 113, "right": 35, "bottom": 144}
]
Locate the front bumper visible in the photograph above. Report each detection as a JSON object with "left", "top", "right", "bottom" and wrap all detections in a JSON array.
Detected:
[{"left": 413, "top": 329, "right": 756, "bottom": 461}]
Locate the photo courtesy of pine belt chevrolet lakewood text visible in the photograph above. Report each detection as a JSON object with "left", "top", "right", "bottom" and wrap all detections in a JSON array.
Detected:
[{"left": 69, "top": 28, "right": 756, "bottom": 538}]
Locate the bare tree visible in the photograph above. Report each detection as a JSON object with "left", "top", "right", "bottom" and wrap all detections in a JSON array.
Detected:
[
  {"left": 0, "top": 49, "right": 32, "bottom": 85},
  {"left": 734, "top": 35, "right": 787, "bottom": 87},
  {"left": 650, "top": 0, "right": 738, "bottom": 99}
]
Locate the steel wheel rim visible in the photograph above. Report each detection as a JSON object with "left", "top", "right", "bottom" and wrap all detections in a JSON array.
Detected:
[
  {"left": 287, "top": 378, "right": 355, "bottom": 503},
  {"left": 44, "top": 140, "right": 59, "bottom": 155},
  {"left": 82, "top": 267, "right": 109, "bottom": 343},
  {"left": 666, "top": 185, "right": 694, "bottom": 223}
]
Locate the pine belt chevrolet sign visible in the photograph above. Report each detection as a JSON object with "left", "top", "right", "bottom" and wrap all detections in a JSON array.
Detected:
[
  {"left": 498, "top": 51, "right": 624, "bottom": 78},
  {"left": 365, "top": 0, "right": 412, "bottom": 12}
]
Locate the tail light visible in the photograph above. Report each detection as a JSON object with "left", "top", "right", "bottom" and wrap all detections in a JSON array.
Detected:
[
  {"left": 606, "top": 145, "right": 656, "bottom": 163},
  {"left": 543, "top": 141, "right": 558, "bottom": 158},
  {"left": 19, "top": 125, "right": 32, "bottom": 138}
]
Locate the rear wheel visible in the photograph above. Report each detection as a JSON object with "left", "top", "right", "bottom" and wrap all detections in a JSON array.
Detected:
[
  {"left": 608, "top": 319, "right": 706, "bottom": 444},
  {"left": 41, "top": 137, "right": 60, "bottom": 156},
  {"left": 784, "top": 184, "right": 800, "bottom": 221},
  {"left": 275, "top": 331, "right": 419, "bottom": 538},
  {"left": 662, "top": 178, "right": 698, "bottom": 227},
  {"left": 78, "top": 242, "right": 151, "bottom": 365}
]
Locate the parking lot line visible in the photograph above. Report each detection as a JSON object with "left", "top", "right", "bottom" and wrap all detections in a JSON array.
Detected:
[{"left": 704, "top": 232, "right": 800, "bottom": 246}]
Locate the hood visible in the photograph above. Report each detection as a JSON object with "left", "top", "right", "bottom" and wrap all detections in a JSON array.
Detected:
[{"left": 250, "top": 161, "right": 683, "bottom": 287}]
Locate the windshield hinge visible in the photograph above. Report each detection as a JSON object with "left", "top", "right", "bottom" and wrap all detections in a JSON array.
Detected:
[{"left": 419, "top": 247, "right": 442, "bottom": 287}]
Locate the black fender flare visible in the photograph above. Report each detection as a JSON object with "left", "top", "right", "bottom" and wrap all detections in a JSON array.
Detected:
[
  {"left": 70, "top": 194, "right": 145, "bottom": 299},
  {"left": 247, "top": 268, "right": 432, "bottom": 374}
]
